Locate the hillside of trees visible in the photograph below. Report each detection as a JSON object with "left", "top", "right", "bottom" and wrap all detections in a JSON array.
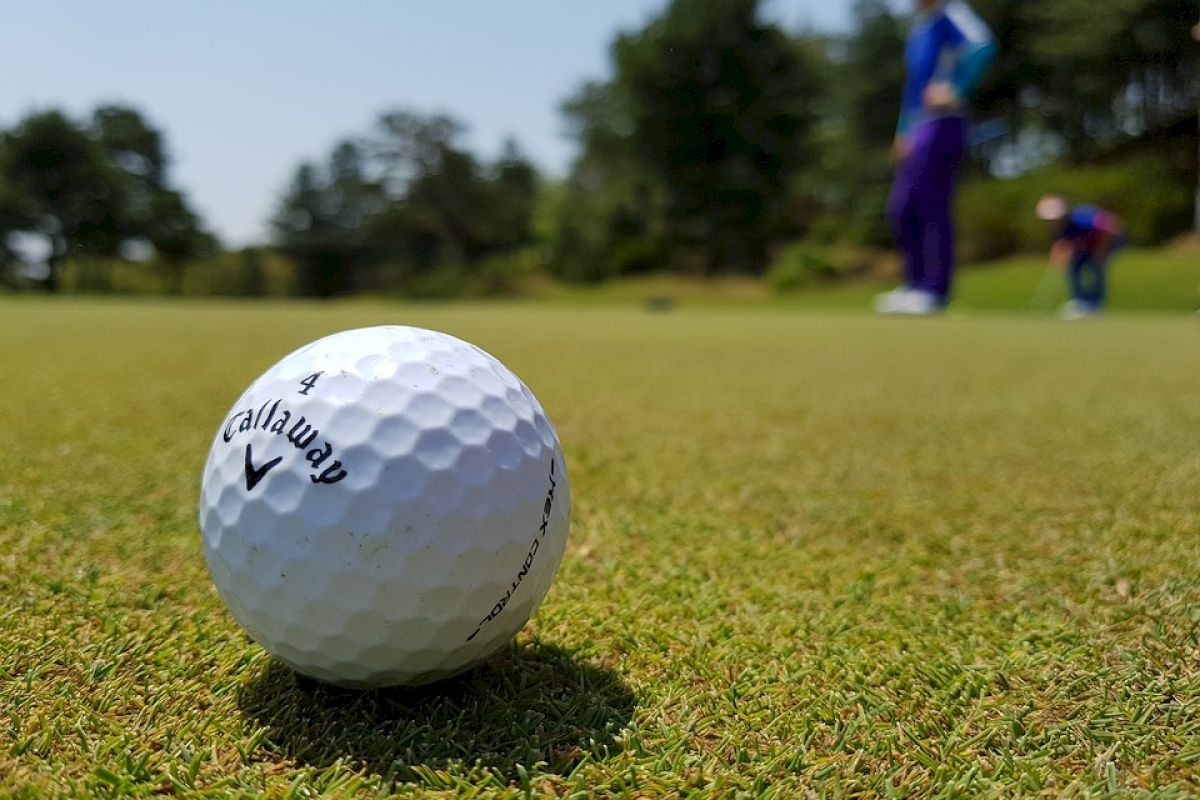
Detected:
[{"left": 1, "top": 0, "right": 1196, "bottom": 297}]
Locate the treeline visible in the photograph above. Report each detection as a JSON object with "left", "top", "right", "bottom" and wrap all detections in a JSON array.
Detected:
[
  {"left": 2, "top": 0, "right": 1196, "bottom": 297},
  {"left": 0, "top": 104, "right": 213, "bottom": 293},
  {"left": 272, "top": 113, "right": 539, "bottom": 298},
  {"left": 0, "top": 106, "right": 214, "bottom": 292}
]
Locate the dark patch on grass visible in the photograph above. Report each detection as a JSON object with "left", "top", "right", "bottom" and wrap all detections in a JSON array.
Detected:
[{"left": 236, "top": 640, "right": 635, "bottom": 782}]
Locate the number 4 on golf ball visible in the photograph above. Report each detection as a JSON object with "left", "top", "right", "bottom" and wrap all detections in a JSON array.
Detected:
[{"left": 198, "top": 326, "right": 571, "bottom": 688}]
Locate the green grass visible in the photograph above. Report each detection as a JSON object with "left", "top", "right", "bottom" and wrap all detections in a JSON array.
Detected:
[
  {"left": 3, "top": 297, "right": 1200, "bottom": 797},
  {"left": 791, "top": 248, "right": 1200, "bottom": 314},
  {"left": 519, "top": 247, "right": 1200, "bottom": 314}
]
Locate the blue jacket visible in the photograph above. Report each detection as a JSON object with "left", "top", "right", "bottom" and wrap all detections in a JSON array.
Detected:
[{"left": 898, "top": 1, "right": 997, "bottom": 136}]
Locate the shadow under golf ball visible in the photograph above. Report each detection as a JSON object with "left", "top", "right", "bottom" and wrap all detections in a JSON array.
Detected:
[{"left": 236, "top": 639, "right": 636, "bottom": 781}]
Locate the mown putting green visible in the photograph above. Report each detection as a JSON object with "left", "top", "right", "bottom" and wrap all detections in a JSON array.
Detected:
[{"left": 2, "top": 297, "right": 1198, "bottom": 797}]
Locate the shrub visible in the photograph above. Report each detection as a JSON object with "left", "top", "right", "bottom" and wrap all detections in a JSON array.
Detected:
[
  {"left": 381, "top": 248, "right": 546, "bottom": 300},
  {"left": 766, "top": 244, "right": 844, "bottom": 293},
  {"left": 474, "top": 246, "right": 544, "bottom": 296},
  {"left": 957, "top": 158, "right": 1193, "bottom": 262}
]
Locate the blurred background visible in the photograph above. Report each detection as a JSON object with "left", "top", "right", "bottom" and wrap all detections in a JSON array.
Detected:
[{"left": 0, "top": 0, "right": 1195, "bottom": 302}]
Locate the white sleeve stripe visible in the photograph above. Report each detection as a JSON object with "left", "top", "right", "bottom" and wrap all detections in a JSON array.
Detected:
[{"left": 945, "top": 0, "right": 993, "bottom": 45}]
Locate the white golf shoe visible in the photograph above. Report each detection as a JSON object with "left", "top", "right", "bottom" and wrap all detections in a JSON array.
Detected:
[
  {"left": 1059, "top": 300, "right": 1099, "bottom": 321},
  {"left": 874, "top": 287, "right": 942, "bottom": 316},
  {"left": 873, "top": 287, "right": 907, "bottom": 314}
]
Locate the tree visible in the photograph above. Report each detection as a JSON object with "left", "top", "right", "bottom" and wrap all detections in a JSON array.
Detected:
[
  {"left": 367, "top": 112, "right": 539, "bottom": 287},
  {"left": 1023, "top": 0, "right": 1198, "bottom": 157},
  {"left": 935, "top": 0, "right": 1200, "bottom": 165},
  {"left": 146, "top": 188, "right": 216, "bottom": 293},
  {"left": 613, "top": 0, "right": 821, "bottom": 272},
  {"left": 92, "top": 105, "right": 167, "bottom": 187},
  {"left": 553, "top": 81, "right": 668, "bottom": 281},
  {"left": 808, "top": 0, "right": 907, "bottom": 246},
  {"left": 367, "top": 112, "right": 497, "bottom": 270},
  {"left": 491, "top": 139, "right": 538, "bottom": 251},
  {"left": 273, "top": 140, "right": 385, "bottom": 297},
  {"left": 0, "top": 181, "right": 30, "bottom": 286},
  {"left": 239, "top": 246, "right": 267, "bottom": 297},
  {"left": 0, "top": 106, "right": 212, "bottom": 292},
  {"left": 558, "top": 0, "right": 821, "bottom": 276},
  {"left": 393, "top": 147, "right": 492, "bottom": 266},
  {"left": 274, "top": 160, "right": 348, "bottom": 298},
  {"left": 0, "top": 111, "right": 126, "bottom": 291},
  {"left": 843, "top": 0, "right": 907, "bottom": 150},
  {"left": 92, "top": 105, "right": 214, "bottom": 292},
  {"left": 271, "top": 110, "right": 541, "bottom": 296}
]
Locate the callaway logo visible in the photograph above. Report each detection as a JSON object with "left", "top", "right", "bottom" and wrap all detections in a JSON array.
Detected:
[
  {"left": 244, "top": 444, "right": 282, "bottom": 491},
  {"left": 223, "top": 398, "right": 348, "bottom": 487}
]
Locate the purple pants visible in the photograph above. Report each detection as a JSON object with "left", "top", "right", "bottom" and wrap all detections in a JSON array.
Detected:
[{"left": 887, "top": 116, "right": 966, "bottom": 302}]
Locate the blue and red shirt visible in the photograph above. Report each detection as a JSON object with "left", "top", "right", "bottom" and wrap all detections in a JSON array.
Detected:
[
  {"left": 898, "top": 1, "right": 997, "bottom": 136},
  {"left": 1058, "top": 206, "right": 1123, "bottom": 255}
]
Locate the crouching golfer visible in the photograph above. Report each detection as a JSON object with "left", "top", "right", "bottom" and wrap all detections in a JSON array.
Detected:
[
  {"left": 1036, "top": 195, "right": 1125, "bottom": 320},
  {"left": 876, "top": 0, "right": 996, "bottom": 316}
]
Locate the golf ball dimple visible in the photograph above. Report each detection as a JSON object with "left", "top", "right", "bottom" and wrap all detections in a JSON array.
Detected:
[{"left": 198, "top": 326, "right": 571, "bottom": 688}]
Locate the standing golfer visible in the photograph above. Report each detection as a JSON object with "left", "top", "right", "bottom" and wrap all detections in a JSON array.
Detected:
[
  {"left": 876, "top": 0, "right": 996, "bottom": 316},
  {"left": 1035, "top": 195, "right": 1125, "bottom": 319}
]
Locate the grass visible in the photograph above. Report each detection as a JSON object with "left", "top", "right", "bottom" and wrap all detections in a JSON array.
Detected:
[
  {"left": 518, "top": 247, "right": 1200, "bottom": 314},
  {"left": 2, "top": 295, "right": 1199, "bottom": 797},
  {"left": 793, "top": 248, "right": 1200, "bottom": 314}
]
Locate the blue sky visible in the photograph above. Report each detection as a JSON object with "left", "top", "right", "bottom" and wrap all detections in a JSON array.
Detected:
[{"left": 0, "top": 1, "right": 861, "bottom": 246}]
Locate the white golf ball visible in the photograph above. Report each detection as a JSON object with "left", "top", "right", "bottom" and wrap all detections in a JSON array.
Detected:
[{"left": 199, "top": 326, "right": 570, "bottom": 688}]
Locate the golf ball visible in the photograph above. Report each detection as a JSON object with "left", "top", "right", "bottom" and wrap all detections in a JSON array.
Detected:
[{"left": 199, "top": 326, "right": 570, "bottom": 688}]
